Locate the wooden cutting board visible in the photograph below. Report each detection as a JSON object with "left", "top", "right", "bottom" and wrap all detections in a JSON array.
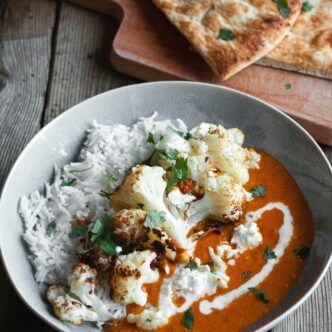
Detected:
[{"left": 68, "top": 0, "right": 332, "bottom": 145}]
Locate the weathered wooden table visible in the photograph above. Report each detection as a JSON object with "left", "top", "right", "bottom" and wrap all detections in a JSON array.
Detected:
[{"left": 0, "top": 1, "right": 331, "bottom": 331}]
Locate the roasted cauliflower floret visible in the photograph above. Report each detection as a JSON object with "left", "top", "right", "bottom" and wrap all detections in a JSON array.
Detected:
[
  {"left": 127, "top": 306, "right": 169, "bottom": 330},
  {"left": 110, "top": 250, "right": 159, "bottom": 306},
  {"left": 188, "top": 171, "right": 245, "bottom": 226},
  {"left": 113, "top": 209, "right": 147, "bottom": 247},
  {"left": 76, "top": 237, "right": 112, "bottom": 272},
  {"left": 191, "top": 123, "right": 260, "bottom": 184},
  {"left": 141, "top": 228, "right": 177, "bottom": 261},
  {"left": 46, "top": 285, "right": 99, "bottom": 324},
  {"left": 46, "top": 263, "right": 118, "bottom": 325},
  {"left": 111, "top": 165, "right": 187, "bottom": 248}
]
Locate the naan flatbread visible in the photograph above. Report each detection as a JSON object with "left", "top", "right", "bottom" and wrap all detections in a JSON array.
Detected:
[
  {"left": 153, "top": 0, "right": 302, "bottom": 80},
  {"left": 260, "top": 0, "right": 332, "bottom": 80}
]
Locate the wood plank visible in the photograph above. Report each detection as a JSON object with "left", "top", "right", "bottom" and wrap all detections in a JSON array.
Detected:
[
  {"left": 0, "top": 0, "right": 57, "bottom": 331},
  {"left": 68, "top": 0, "right": 332, "bottom": 146},
  {"left": 43, "top": 1, "right": 137, "bottom": 124}
]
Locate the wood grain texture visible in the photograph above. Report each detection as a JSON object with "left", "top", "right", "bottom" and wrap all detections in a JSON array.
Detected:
[
  {"left": 0, "top": 0, "right": 57, "bottom": 331},
  {"left": 68, "top": 0, "right": 332, "bottom": 146},
  {"left": 43, "top": 1, "right": 137, "bottom": 124}
]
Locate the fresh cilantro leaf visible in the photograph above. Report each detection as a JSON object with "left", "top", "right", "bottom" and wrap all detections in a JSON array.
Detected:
[
  {"left": 264, "top": 246, "right": 277, "bottom": 260},
  {"left": 169, "top": 127, "right": 193, "bottom": 140},
  {"left": 248, "top": 287, "right": 270, "bottom": 303},
  {"left": 68, "top": 224, "right": 88, "bottom": 239},
  {"left": 68, "top": 166, "right": 93, "bottom": 173},
  {"left": 60, "top": 178, "right": 76, "bottom": 187},
  {"left": 302, "top": 1, "right": 313, "bottom": 11},
  {"left": 167, "top": 157, "right": 188, "bottom": 192},
  {"left": 144, "top": 210, "right": 166, "bottom": 229},
  {"left": 91, "top": 216, "right": 119, "bottom": 255},
  {"left": 182, "top": 308, "right": 194, "bottom": 329},
  {"left": 146, "top": 132, "right": 156, "bottom": 145},
  {"left": 204, "top": 261, "right": 213, "bottom": 267},
  {"left": 137, "top": 203, "right": 145, "bottom": 210},
  {"left": 185, "top": 132, "right": 193, "bottom": 140},
  {"left": 46, "top": 220, "right": 56, "bottom": 236},
  {"left": 284, "top": 83, "right": 292, "bottom": 90},
  {"left": 169, "top": 127, "right": 186, "bottom": 137},
  {"left": 211, "top": 267, "right": 218, "bottom": 275},
  {"left": 218, "top": 28, "right": 235, "bottom": 41},
  {"left": 99, "top": 190, "right": 112, "bottom": 199},
  {"left": 159, "top": 148, "right": 179, "bottom": 161},
  {"left": 251, "top": 184, "right": 266, "bottom": 198},
  {"left": 273, "top": 0, "right": 290, "bottom": 18},
  {"left": 91, "top": 218, "right": 104, "bottom": 242},
  {"left": 242, "top": 271, "right": 251, "bottom": 279},
  {"left": 294, "top": 246, "right": 310, "bottom": 259},
  {"left": 256, "top": 290, "right": 270, "bottom": 303},
  {"left": 185, "top": 261, "right": 198, "bottom": 270},
  {"left": 98, "top": 237, "right": 118, "bottom": 255},
  {"left": 105, "top": 170, "right": 116, "bottom": 182}
]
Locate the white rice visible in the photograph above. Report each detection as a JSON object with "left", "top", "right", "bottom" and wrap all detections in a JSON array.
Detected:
[{"left": 19, "top": 113, "right": 188, "bottom": 284}]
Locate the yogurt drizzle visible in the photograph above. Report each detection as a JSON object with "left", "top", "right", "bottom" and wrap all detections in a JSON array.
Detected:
[{"left": 200, "top": 202, "right": 293, "bottom": 314}]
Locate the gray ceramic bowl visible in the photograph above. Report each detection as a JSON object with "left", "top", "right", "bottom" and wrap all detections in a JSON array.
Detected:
[{"left": 0, "top": 82, "right": 331, "bottom": 332}]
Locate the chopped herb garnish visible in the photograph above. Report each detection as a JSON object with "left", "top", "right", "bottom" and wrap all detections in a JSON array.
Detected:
[
  {"left": 182, "top": 308, "right": 194, "bottom": 329},
  {"left": 91, "top": 216, "right": 119, "bottom": 255},
  {"left": 46, "top": 220, "right": 56, "bottom": 236},
  {"left": 167, "top": 157, "right": 188, "bottom": 192},
  {"left": 146, "top": 131, "right": 156, "bottom": 145},
  {"left": 204, "top": 261, "right": 213, "bottom": 267},
  {"left": 264, "top": 246, "right": 277, "bottom": 260},
  {"left": 144, "top": 210, "right": 166, "bottom": 229},
  {"left": 137, "top": 203, "right": 145, "bottom": 210},
  {"left": 294, "top": 246, "right": 310, "bottom": 259},
  {"left": 284, "top": 83, "right": 292, "bottom": 90},
  {"left": 251, "top": 184, "right": 266, "bottom": 198},
  {"left": 249, "top": 287, "right": 270, "bottom": 303},
  {"left": 169, "top": 127, "right": 193, "bottom": 140},
  {"left": 159, "top": 148, "right": 179, "bottom": 161},
  {"left": 185, "top": 261, "right": 198, "bottom": 270},
  {"left": 255, "top": 290, "right": 270, "bottom": 303},
  {"left": 273, "top": 0, "right": 290, "bottom": 18},
  {"left": 60, "top": 178, "right": 76, "bottom": 187},
  {"left": 91, "top": 219, "right": 103, "bottom": 242},
  {"left": 68, "top": 166, "right": 93, "bottom": 173},
  {"left": 211, "top": 267, "right": 218, "bottom": 275},
  {"left": 302, "top": 1, "right": 313, "bottom": 11},
  {"left": 218, "top": 28, "right": 235, "bottom": 41},
  {"left": 242, "top": 271, "right": 251, "bottom": 279},
  {"left": 105, "top": 170, "right": 116, "bottom": 182},
  {"left": 99, "top": 190, "right": 112, "bottom": 199},
  {"left": 169, "top": 127, "right": 185, "bottom": 137},
  {"left": 68, "top": 224, "right": 88, "bottom": 239}
]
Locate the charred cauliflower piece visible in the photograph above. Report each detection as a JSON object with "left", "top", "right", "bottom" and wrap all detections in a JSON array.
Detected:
[
  {"left": 188, "top": 171, "right": 245, "bottom": 226},
  {"left": 142, "top": 228, "right": 176, "bottom": 262},
  {"left": 46, "top": 263, "right": 117, "bottom": 324},
  {"left": 110, "top": 250, "right": 159, "bottom": 306},
  {"left": 46, "top": 285, "right": 98, "bottom": 324},
  {"left": 110, "top": 165, "right": 187, "bottom": 248},
  {"left": 76, "top": 237, "right": 112, "bottom": 272},
  {"left": 113, "top": 209, "right": 147, "bottom": 247},
  {"left": 191, "top": 123, "right": 260, "bottom": 184}
]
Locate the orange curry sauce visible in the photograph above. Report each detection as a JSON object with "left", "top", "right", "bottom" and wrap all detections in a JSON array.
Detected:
[{"left": 107, "top": 151, "right": 314, "bottom": 332}]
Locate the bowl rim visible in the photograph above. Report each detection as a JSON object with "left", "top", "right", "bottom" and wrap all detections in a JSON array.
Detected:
[{"left": 0, "top": 80, "right": 331, "bottom": 332}]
